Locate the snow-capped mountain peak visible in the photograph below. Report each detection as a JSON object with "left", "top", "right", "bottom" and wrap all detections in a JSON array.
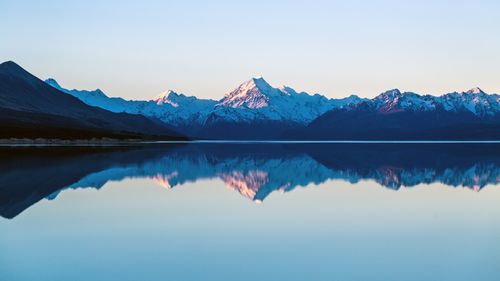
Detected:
[
  {"left": 341, "top": 94, "right": 365, "bottom": 105},
  {"left": 44, "top": 78, "right": 107, "bottom": 99},
  {"left": 155, "top": 89, "right": 178, "bottom": 99},
  {"left": 212, "top": 78, "right": 348, "bottom": 124},
  {"left": 439, "top": 87, "right": 499, "bottom": 116},
  {"left": 364, "top": 87, "right": 499, "bottom": 115},
  {"left": 372, "top": 89, "right": 405, "bottom": 112},
  {"left": 218, "top": 77, "right": 282, "bottom": 109},
  {"left": 466, "top": 87, "right": 486, "bottom": 95},
  {"left": 154, "top": 90, "right": 183, "bottom": 107},
  {"left": 250, "top": 76, "right": 273, "bottom": 92},
  {"left": 279, "top": 86, "right": 298, "bottom": 95},
  {"left": 375, "top": 89, "right": 402, "bottom": 100}
]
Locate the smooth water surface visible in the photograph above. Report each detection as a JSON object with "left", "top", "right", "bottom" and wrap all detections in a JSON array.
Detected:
[{"left": 1, "top": 143, "right": 499, "bottom": 281}]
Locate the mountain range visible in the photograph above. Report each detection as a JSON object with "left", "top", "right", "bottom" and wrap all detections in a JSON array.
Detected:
[
  {"left": 46, "top": 76, "right": 364, "bottom": 139},
  {"left": 1, "top": 60, "right": 499, "bottom": 140},
  {"left": 0, "top": 61, "right": 184, "bottom": 140},
  {"left": 46, "top": 70, "right": 500, "bottom": 140}
]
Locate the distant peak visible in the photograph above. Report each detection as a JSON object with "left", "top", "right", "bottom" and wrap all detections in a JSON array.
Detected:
[
  {"left": 251, "top": 76, "right": 271, "bottom": 85},
  {"left": 156, "top": 89, "right": 179, "bottom": 98},
  {"left": 0, "top": 60, "right": 20, "bottom": 68},
  {"left": 245, "top": 76, "right": 272, "bottom": 90},
  {"left": 43, "top": 78, "right": 106, "bottom": 97},
  {"left": 94, "top": 88, "right": 105, "bottom": 95},
  {"left": 385, "top": 88, "right": 402, "bottom": 95},
  {"left": 224, "top": 77, "right": 273, "bottom": 97},
  {"left": 45, "top": 78, "right": 62, "bottom": 89},
  {"left": 166, "top": 89, "right": 179, "bottom": 96},
  {"left": 466, "top": 87, "right": 485, "bottom": 94},
  {"left": 279, "top": 85, "right": 298, "bottom": 95},
  {"left": 219, "top": 77, "right": 276, "bottom": 109},
  {"left": 343, "top": 94, "right": 362, "bottom": 101},
  {"left": 375, "top": 88, "right": 402, "bottom": 100},
  {"left": 155, "top": 90, "right": 183, "bottom": 107},
  {"left": 0, "top": 60, "right": 32, "bottom": 78}
]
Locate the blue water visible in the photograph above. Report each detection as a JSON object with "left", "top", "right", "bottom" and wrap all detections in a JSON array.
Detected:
[{"left": 1, "top": 143, "right": 499, "bottom": 281}]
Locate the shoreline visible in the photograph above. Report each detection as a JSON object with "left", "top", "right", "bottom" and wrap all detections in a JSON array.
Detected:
[
  {"left": 0, "top": 138, "right": 147, "bottom": 146},
  {"left": 1, "top": 138, "right": 500, "bottom": 146}
]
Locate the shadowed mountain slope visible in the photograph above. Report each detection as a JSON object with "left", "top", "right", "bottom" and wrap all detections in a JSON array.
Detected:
[{"left": 0, "top": 61, "right": 185, "bottom": 140}]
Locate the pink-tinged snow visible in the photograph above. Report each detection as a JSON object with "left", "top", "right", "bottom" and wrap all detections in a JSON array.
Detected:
[{"left": 45, "top": 78, "right": 499, "bottom": 127}]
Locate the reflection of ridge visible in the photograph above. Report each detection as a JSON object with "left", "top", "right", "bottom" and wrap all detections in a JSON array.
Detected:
[
  {"left": 219, "top": 170, "right": 268, "bottom": 200},
  {"left": 0, "top": 145, "right": 180, "bottom": 219},
  {"left": 0, "top": 143, "right": 499, "bottom": 219},
  {"left": 152, "top": 172, "right": 179, "bottom": 190},
  {"left": 43, "top": 148, "right": 500, "bottom": 199},
  {"left": 320, "top": 164, "right": 499, "bottom": 191}
]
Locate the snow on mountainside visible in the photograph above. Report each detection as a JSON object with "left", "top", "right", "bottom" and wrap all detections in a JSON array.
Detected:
[
  {"left": 45, "top": 77, "right": 363, "bottom": 127},
  {"left": 214, "top": 77, "right": 364, "bottom": 124},
  {"left": 439, "top": 88, "right": 499, "bottom": 116},
  {"left": 302, "top": 87, "right": 500, "bottom": 141},
  {"left": 45, "top": 77, "right": 499, "bottom": 134},
  {"left": 368, "top": 88, "right": 499, "bottom": 116},
  {"left": 219, "top": 77, "right": 273, "bottom": 109},
  {"left": 151, "top": 90, "right": 217, "bottom": 125},
  {"left": 45, "top": 78, "right": 216, "bottom": 126},
  {"left": 372, "top": 89, "right": 437, "bottom": 113},
  {"left": 45, "top": 78, "right": 133, "bottom": 112}
]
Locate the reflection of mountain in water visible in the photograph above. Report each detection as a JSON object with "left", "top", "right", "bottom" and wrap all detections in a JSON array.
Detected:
[
  {"left": 62, "top": 149, "right": 335, "bottom": 201},
  {"left": 0, "top": 143, "right": 499, "bottom": 219}
]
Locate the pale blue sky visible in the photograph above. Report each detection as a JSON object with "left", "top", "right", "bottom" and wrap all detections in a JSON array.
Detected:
[{"left": 1, "top": 0, "right": 499, "bottom": 99}]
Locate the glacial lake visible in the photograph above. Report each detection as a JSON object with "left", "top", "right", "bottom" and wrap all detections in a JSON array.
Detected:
[{"left": 1, "top": 143, "right": 499, "bottom": 281}]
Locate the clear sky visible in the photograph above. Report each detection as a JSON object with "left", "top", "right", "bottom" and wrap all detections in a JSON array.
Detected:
[{"left": 1, "top": 0, "right": 499, "bottom": 100}]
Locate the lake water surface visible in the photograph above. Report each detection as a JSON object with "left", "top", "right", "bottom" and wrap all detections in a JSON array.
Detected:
[{"left": 1, "top": 143, "right": 499, "bottom": 281}]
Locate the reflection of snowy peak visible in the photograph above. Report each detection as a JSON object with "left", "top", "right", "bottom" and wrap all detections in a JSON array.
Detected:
[
  {"left": 54, "top": 147, "right": 499, "bottom": 202},
  {"left": 219, "top": 170, "right": 268, "bottom": 200}
]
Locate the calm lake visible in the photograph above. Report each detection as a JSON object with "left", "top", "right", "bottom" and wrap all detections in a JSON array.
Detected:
[{"left": 1, "top": 143, "right": 499, "bottom": 281}]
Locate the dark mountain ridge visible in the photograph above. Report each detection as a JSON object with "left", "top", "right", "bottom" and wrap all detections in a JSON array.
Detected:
[
  {"left": 294, "top": 97, "right": 500, "bottom": 140},
  {"left": 0, "top": 61, "right": 184, "bottom": 140}
]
